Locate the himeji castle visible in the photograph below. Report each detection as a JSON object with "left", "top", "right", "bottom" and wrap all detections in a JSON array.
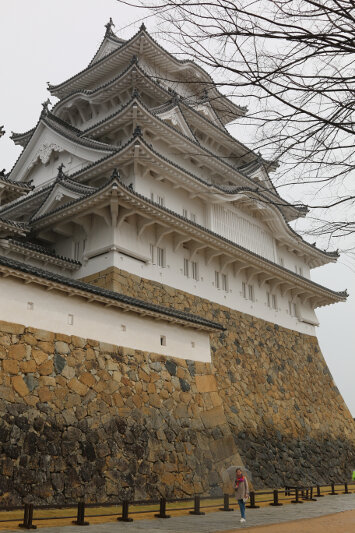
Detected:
[
  {"left": 0, "top": 21, "right": 345, "bottom": 335},
  {"left": 0, "top": 21, "right": 353, "bottom": 501}
]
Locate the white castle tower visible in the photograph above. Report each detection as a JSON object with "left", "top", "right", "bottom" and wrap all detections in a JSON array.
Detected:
[{"left": 0, "top": 21, "right": 345, "bottom": 334}]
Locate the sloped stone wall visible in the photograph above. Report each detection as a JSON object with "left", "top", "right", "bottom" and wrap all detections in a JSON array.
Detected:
[
  {"left": 0, "top": 321, "right": 243, "bottom": 506},
  {"left": 1, "top": 265, "right": 355, "bottom": 505},
  {"left": 82, "top": 267, "right": 355, "bottom": 487}
]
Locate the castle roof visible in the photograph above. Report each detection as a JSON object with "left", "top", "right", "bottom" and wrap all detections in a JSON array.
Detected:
[
  {"left": 26, "top": 172, "right": 344, "bottom": 305},
  {"left": 48, "top": 24, "right": 246, "bottom": 124}
]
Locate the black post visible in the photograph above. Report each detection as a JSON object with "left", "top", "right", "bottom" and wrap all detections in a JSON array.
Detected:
[
  {"left": 329, "top": 482, "right": 337, "bottom": 495},
  {"left": 316, "top": 485, "right": 324, "bottom": 497},
  {"left": 73, "top": 501, "right": 89, "bottom": 526},
  {"left": 343, "top": 482, "right": 350, "bottom": 494},
  {"left": 155, "top": 498, "right": 171, "bottom": 518},
  {"left": 270, "top": 489, "right": 283, "bottom": 506},
  {"left": 246, "top": 491, "right": 260, "bottom": 509},
  {"left": 189, "top": 495, "right": 205, "bottom": 515},
  {"left": 19, "top": 503, "right": 37, "bottom": 529},
  {"left": 291, "top": 488, "right": 303, "bottom": 504},
  {"left": 309, "top": 487, "right": 317, "bottom": 501},
  {"left": 117, "top": 500, "right": 133, "bottom": 522},
  {"left": 220, "top": 494, "right": 234, "bottom": 511}
]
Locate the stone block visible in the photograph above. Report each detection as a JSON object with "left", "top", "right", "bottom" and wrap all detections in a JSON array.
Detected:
[
  {"left": 79, "top": 372, "right": 96, "bottom": 388},
  {"left": 20, "top": 360, "right": 37, "bottom": 373},
  {"left": 38, "top": 386, "right": 53, "bottom": 403},
  {"left": 8, "top": 344, "right": 27, "bottom": 360},
  {"left": 0, "top": 321, "right": 25, "bottom": 334},
  {"left": 55, "top": 341, "right": 70, "bottom": 354},
  {"left": 32, "top": 349, "right": 48, "bottom": 366},
  {"left": 2, "top": 359, "right": 19, "bottom": 374},
  {"left": 11, "top": 376, "right": 29, "bottom": 397},
  {"left": 201, "top": 406, "right": 227, "bottom": 429},
  {"left": 38, "top": 360, "right": 54, "bottom": 376},
  {"left": 28, "top": 328, "right": 54, "bottom": 341},
  {"left": 195, "top": 374, "right": 217, "bottom": 393},
  {"left": 68, "top": 378, "right": 89, "bottom": 396}
]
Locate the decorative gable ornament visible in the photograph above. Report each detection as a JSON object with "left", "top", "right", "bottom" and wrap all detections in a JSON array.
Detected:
[{"left": 30, "top": 142, "right": 64, "bottom": 168}]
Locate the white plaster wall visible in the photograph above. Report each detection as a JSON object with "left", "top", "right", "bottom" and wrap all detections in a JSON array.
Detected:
[
  {"left": 0, "top": 277, "right": 211, "bottom": 362},
  {"left": 75, "top": 224, "right": 318, "bottom": 336}
]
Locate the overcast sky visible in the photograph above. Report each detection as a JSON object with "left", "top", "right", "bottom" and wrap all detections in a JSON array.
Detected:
[{"left": 1, "top": 0, "right": 354, "bottom": 416}]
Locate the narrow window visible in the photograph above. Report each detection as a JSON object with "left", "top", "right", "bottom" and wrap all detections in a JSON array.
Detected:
[
  {"left": 242, "top": 282, "right": 247, "bottom": 299},
  {"left": 192, "top": 261, "right": 199, "bottom": 281},
  {"left": 215, "top": 270, "right": 220, "bottom": 289},
  {"left": 183, "top": 208, "right": 188, "bottom": 218},
  {"left": 222, "top": 273, "right": 228, "bottom": 292},
  {"left": 74, "top": 241, "right": 80, "bottom": 260},
  {"left": 272, "top": 294, "right": 277, "bottom": 310},
  {"left": 150, "top": 192, "right": 154, "bottom": 201},
  {"left": 150, "top": 244, "right": 156, "bottom": 264},
  {"left": 157, "top": 247, "right": 165, "bottom": 267},
  {"left": 248, "top": 284, "right": 254, "bottom": 301},
  {"left": 157, "top": 195, "right": 164, "bottom": 206},
  {"left": 267, "top": 292, "right": 271, "bottom": 307},
  {"left": 299, "top": 267, "right": 303, "bottom": 276},
  {"left": 184, "top": 258, "right": 189, "bottom": 277},
  {"left": 67, "top": 314, "right": 74, "bottom": 325},
  {"left": 160, "top": 335, "right": 166, "bottom": 346},
  {"left": 293, "top": 303, "right": 297, "bottom": 316},
  {"left": 288, "top": 300, "right": 292, "bottom": 315}
]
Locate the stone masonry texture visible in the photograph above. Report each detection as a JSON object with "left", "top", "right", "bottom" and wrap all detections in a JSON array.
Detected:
[{"left": 0, "top": 266, "right": 354, "bottom": 505}]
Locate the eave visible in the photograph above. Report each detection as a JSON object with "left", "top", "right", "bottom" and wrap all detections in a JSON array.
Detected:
[
  {"left": 81, "top": 97, "right": 298, "bottom": 218},
  {"left": 0, "top": 255, "right": 223, "bottom": 333},
  {"left": 66, "top": 133, "right": 337, "bottom": 268},
  {"left": 30, "top": 176, "right": 346, "bottom": 308},
  {"left": 0, "top": 217, "right": 28, "bottom": 237},
  {"left": 0, "top": 238, "right": 81, "bottom": 272},
  {"left": 48, "top": 27, "right": 246, "bottom": 123},
  {"left": 7, "top": 113, "right": 115, "bottom": 183}
]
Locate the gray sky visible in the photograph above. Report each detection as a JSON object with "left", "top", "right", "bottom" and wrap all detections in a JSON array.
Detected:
[{"left": 1, "top": 0, "right": 354, "bottom": 416}]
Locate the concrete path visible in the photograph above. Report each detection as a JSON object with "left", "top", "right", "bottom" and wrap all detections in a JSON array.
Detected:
[{"left": 6, "top": 493, "right": 355, "bottom": 532}]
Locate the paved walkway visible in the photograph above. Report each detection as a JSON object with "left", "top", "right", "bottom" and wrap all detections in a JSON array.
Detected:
[{"left": 6, "top": 493, "right": 355, "bottom": 532}]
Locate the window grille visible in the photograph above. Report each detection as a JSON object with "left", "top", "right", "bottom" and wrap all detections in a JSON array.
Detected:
[
  {"left": 157, "top": 247, "right": 165, "bottom": 267},
  {"left": 191, "top": 261, "right": 199, "bottom": 281},
  {"left": 184, "top": 258, "right": 189, "bottom": 277}
]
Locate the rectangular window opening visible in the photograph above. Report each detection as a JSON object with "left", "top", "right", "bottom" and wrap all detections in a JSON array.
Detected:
[{"left": 160, "top": 335, "right": 166, "bottom": 346}]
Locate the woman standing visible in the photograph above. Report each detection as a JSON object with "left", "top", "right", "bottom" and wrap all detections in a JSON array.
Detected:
[{"left": 235, "top": 468, "right": 249, "bottom": 523}]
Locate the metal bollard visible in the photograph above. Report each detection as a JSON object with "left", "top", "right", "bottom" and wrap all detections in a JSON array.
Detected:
[
  {"left": 72, "top": 501, "right": 89, "bottom": 526},
  {"left": 270, "top": 489, "right": 283, "bottom": 506},
  {"left": 291, "top": 488, "right": 303, "bottom": 504},
  {"left": 246, "top": 491, "right": 260, "bottom": 509},
  {"left": 117, "top": 500, "right": 133, "bottom": 522},
  {"left": 189, "top": 495, "right": 205, "bottom": 515},
  {"left": 220, "top": 494, "right": 234, "bottom": 511},
  {"left": 155, "top": 498, "right": 171, "bottom": 518},
  {"left": 19, "top": 503, "right": 37, "bottom": 529},
  {"left": 329, "top": 482, "right": 337, "bottom": 495},
  {"left": 316, "top": 485, "right": 324, "bottom": 497}
]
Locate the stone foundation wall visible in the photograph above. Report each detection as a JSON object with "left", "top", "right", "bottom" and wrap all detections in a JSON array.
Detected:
[
  {"left": 1, "top": 265, "right": 354, "bottom": 505},
  {"left": 82, "top": 267, "right": 355, "bottom": 485},
  {"left": 0, "top": 321, "right": 243, "bottom": 505}
]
